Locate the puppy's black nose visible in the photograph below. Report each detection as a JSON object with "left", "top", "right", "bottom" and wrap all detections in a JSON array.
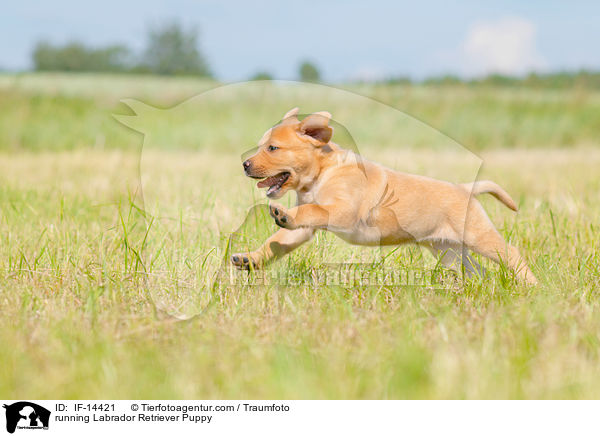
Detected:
[{"left": 243, "top": 160, "right": 252, "bottom": 172}]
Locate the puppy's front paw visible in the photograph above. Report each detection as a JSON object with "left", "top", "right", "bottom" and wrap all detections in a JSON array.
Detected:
[
  {"left": 231, "top": 253, "right": 260, "bottom": 270},
  {"left": 269, "top": 203, "right": 296, "bottom": 229}
]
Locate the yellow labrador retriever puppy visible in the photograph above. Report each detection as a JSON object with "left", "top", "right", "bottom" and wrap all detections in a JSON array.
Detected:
[{"left": 231, "top": 108, "right": 537, "bottom": 284}]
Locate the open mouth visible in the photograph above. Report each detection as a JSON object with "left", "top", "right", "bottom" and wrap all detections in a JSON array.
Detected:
[{"left": 256, "top": 172, "right": 290, "bottom": 196}]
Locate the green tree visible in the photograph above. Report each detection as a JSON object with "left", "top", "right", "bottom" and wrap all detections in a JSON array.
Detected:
[
  {"left": 141, "top": 22, "right": 211, "bottom": 76},
  {"left": 299, "top": 61, "right": 320, "bottom": 82},
  {"left": 250, "top": 71, "right": 273, "bottom": 80}
]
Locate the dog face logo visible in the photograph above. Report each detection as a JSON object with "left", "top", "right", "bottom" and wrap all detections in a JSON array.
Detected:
[
  {"left": 3, "top": 402, "right": 50, "bottom": 433},
  {"left": 113, "top": 81, "right": 488, "bottom": 319}
]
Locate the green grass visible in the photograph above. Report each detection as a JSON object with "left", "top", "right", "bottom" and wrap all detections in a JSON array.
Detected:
[
  {"left": 0, "top": 74, "right": 599, "bottom": 399},
  {"left": 2, "top": 72, "right": 600, "bottom": 151}
]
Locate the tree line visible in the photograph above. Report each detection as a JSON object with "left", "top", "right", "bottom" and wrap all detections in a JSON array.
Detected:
[
  {"left": 388, "top": 71, "right": 600, "bottom": 89},
  {"left": 32, "top": 21, "right": 321, "bottom": 82},
  {"left": 30, "top": 21, "right": 600, "bottom": 88},
  {"left": 33, "top": 22, "right": 212, "bottom": 76}
]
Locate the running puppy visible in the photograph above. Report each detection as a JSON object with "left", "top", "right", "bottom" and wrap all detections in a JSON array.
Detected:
[{"left": 231, "top": 108, "right": 537, "bottom": 284}]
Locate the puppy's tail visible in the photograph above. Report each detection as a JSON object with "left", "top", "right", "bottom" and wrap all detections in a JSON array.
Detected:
[{"left": 461, "top": 180, "right": 518, "bottom": 211}]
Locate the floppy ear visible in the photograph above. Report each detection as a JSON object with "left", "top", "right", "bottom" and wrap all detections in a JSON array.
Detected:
[
  {"left": 281, "top": 107, "right": 299, "bottom": 124},
  {"left": 299, "top": 111, "right": 333, "bottom": 144}
]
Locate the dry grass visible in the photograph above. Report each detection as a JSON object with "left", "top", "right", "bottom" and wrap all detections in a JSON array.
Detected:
[{"left": 1, "top": 146, "right": 599, "bottom": 399}]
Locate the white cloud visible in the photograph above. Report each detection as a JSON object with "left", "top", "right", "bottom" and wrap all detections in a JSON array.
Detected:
[{"left": 461, "top": 17, "right": 546, "bottom": 77}]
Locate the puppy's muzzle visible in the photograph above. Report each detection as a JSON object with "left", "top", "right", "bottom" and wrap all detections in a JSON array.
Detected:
[{"left": 243, "top": 159, "right": 263, "bottom": 179}]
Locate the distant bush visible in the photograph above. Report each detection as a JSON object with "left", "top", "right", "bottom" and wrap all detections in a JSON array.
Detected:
[
  {"left": 33, "top": 42, "right": 131, "bottom": 72},
  {"left": 299, "top": 61, "right": 320, "bottom": 82},
  {"left": 250, "top": 72, "right": 274, "bottom": 81}
]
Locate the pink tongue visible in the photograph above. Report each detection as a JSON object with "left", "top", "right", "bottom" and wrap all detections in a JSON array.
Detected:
[{"left": 257, "top": 176, "right": 278, "bottom": 188}]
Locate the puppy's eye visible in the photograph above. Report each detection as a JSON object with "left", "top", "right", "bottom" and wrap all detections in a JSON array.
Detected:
[{"left": 267, "top": 145, "right": 279, "bottom": 152}]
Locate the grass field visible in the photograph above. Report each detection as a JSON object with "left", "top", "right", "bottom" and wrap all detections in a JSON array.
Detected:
[{"left": 1, "top": 73, "right": 599, "bottom": 399}]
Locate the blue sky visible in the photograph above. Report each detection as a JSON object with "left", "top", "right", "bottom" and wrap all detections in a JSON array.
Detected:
[{"left": 3, "top": 0, "right": 600, "bottom": 81}]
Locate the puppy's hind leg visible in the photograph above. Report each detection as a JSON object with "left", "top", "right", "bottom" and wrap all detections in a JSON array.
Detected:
[
  {"left": 462, "top": 204, "right": 537, "bottom": 285},
  {"left": 466, "top": 231, "right": 537, "bottom": 285},
  {"left": 424, "top": 241, "right": 486, "bottom": 279}
]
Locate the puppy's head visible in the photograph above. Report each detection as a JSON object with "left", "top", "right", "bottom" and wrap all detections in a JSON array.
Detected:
[{"left": 243, "top": 108, "right": 333, "bottom": 198}]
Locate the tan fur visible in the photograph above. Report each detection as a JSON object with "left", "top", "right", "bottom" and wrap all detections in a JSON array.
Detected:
[
  {"left": 231, "top": 109, "right": 537, "bottom": 285},
  {"left": 461, "top": 180, "right": 518, "bottom": 211}
]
